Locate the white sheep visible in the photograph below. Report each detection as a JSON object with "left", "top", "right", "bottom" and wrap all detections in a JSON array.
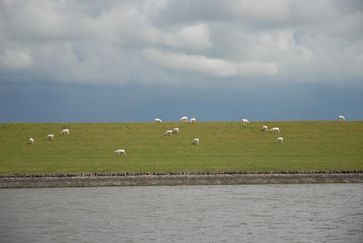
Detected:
[
  {"left": 154, "top": 118, "right": 162, "bottom": 123},
  {"left": 60, "top": 128, "right": 70, "bottom": 135},
  {"left": 180, "top": 116, "right": 188, "bottom": 122},
  {"left": 276, "top": 137, "right": 284, "bottom": 144},
  {"left": 46, "top": 134, "right": 54, "bottom": 140},
  {"left": 164, "top": 130, "right": 173, "bottom": 136},
  {"left": 241, "top": 119, "right": 250, "bottom": 125},
  {"left": 189, "top": 118, "right": 197, "bottom": 124},
  {"left": 192, "top": 138, "right": 200, "bottom": 145},
  {"left": 115, "top": 149, "right": 126, "bottom": 156},
  {"left": 172, "top": 128, "right": 180, "bottom": 134},
  {"left": 28, "top": 138, "right": 35, "bottom": 144},
  {"left": 338, "top": 115, "right": 346, "bottom": 121},
  {"left": 261, "top": 125, "right": 268, "bottom": 132},
  {"left": 270, "top": 127, "right": 280, "bottom": 133}
]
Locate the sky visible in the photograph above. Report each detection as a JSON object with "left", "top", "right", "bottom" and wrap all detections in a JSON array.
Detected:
[{"left": 0, "top": 0, "right": 362, "bottom": 122}]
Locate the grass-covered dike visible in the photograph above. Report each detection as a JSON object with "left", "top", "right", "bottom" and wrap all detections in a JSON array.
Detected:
[{"left": 0, "top": 121, "right": 362, "bottom": 176}]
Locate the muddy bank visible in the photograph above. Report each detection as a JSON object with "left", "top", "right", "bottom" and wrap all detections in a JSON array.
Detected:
[{"left": 0, "top": 173, "right": 362, "bottom": 188}]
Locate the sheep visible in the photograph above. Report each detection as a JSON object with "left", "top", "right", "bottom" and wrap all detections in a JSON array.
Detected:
[
  {"left": 115, "top": 149, "right": 126, "bottom": 156},
  {"left": 192, "top": 138, "right": 200, "bottom": 145},
  {"left": 60, "top": 128, "right": 70, "bottom": 135},
  {"left": 28, "top": 138, "right": 35, "bottom": 144},
  {"left": 46, "top": 134, "right": 54, "bottom": 140},
  {"left": 172, "top": 128, "right": 180, "bottom": 134},
  {"left": 276, "top": 137, "right": 284, "bottom": 144},
  {"left": 164, "top": 130, "right": 173, "bottom": 136},
  {"left": 270, "top": 127, "right": 280, "bottom": 133},
  {"left": 260, "top": 125, "right": 268, "bottom": 132},
  {"left": 338, "top": 115, "right": 346, "bottom": 121},
  {"left": 189, "top": 118, "right": 197, "bottom": 124},
  {"left": 154, "top": 118, "right": 162, "bottom": 123},
  {"left": 241, "top": 119, "right": 250, "bottom": 125},
  {"left": 180, "top": 116, "right": 188, "bottom": 122}
]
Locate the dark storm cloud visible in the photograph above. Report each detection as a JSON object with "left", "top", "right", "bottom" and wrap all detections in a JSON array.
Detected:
[{"left": 0, "top": 0, "right": 362, "bottom": 122}]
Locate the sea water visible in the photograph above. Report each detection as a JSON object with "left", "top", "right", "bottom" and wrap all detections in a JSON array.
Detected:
[{"left": 0, "top": 184, "right": 362, "bottom": 242}]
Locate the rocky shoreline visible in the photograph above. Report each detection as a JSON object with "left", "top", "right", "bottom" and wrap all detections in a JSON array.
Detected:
[{"left": 1, "top": 173, "right": 362, "bottom": 188}]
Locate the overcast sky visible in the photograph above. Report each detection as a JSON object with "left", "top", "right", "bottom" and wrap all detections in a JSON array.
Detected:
[{"left": 0, "top": 0, "right": 362, "bottom": 122}]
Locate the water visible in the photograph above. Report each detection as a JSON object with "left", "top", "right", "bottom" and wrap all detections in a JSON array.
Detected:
[{"left": 0, "top": 184, "right": 362, "bottom": 243}]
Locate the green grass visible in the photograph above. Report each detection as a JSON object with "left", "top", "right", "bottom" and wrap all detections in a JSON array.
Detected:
[{"left": 0, "top": 121, "right": 362, "bottom": 175}]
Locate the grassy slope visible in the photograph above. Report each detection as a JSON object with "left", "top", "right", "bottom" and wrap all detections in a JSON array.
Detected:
[{"left": 0, "top": 121, "right": 362, "bottom": 175}]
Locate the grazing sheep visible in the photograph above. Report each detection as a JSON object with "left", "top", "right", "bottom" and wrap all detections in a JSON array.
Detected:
[
  {"left": 172, "top": 128, "right": 180, "bottom": 134},
  {"left": 338, "top": 115, "right": 346, "bottom": 121},
  {"left": 164, "top": 130, "right": 173, "bottom": 136},
  {"left": 276, "top": 137, "right": 284, "bottom": 144},
  {"left": 241, "top": 119, "right": 250, "bottom": 125},
  {"left": 154, "top": 118, "right": 162, "bottom": 123},
  {"left": 28, "top": 138, "right": 35, "bottom": 144},
  {"left": 261, "top": 125, "right": 268, "bottom": 132},
  {"left": 192, "top": 138, "right": 200, "bottom": 145},
  {"left": 189, "top": 118, "right": 197, "bottom": 124},
  {"left": 180, "top": 116, "right": 188, "bottom": 122},
  {"left": 115, "top": 149, "right": 126, "bottom": 156},
  {"left": 60, "top": 128, "right": 70, "bottom": 135},
  {"left": 270, "top": 127, "right": 280, "bottom": 133},
  {"left": 46, "top": 134, "right": 54, "bottom": 140}
]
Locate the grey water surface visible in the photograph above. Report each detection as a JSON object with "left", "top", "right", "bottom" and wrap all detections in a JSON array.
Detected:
[{"left": 0, "top": 184, "right": 362, "bottom": 243}]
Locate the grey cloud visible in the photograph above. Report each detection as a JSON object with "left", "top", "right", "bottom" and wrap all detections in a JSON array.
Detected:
[
  {"left": 0, "top": 0, "right": 362, "bottom": 86},
  {"left": 143, "top": 48, "right": 278, "bottom": 77},
  {"left": 0, "top": 50, "right": 34, "bottom": 69}
]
